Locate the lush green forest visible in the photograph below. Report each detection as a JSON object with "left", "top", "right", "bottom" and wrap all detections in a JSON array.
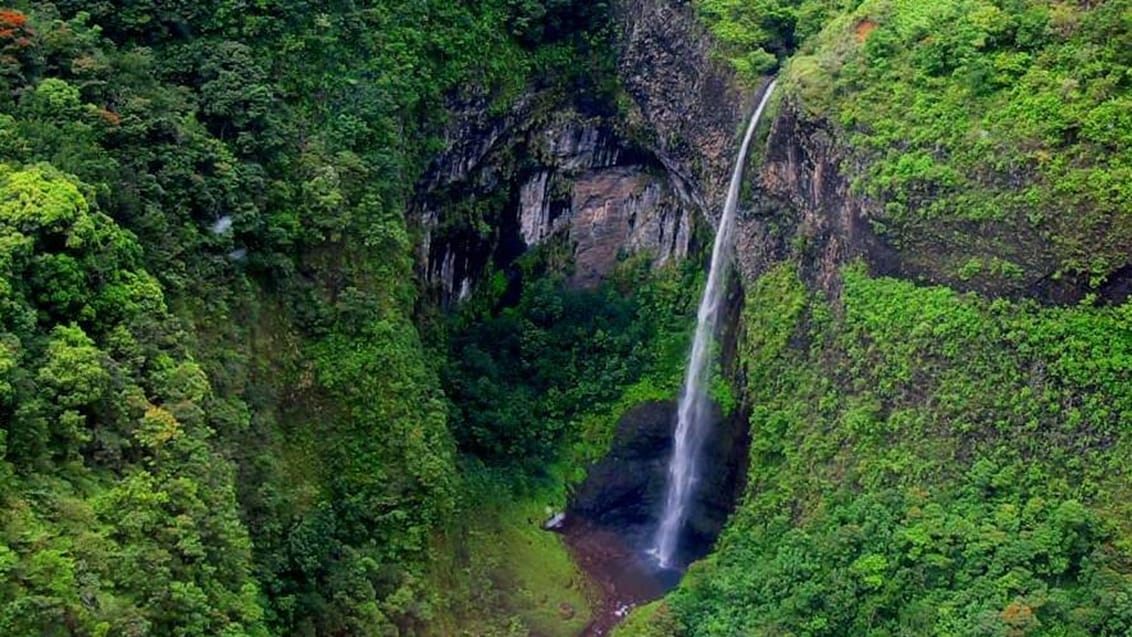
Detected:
[
  {"left": 2, "top": 0, "right": 1131, "bottom": 636},
  {"left": 628, "top": 263, "right": 1132, "bottom": 636},
  {"left": 618, "top": 1, "right": 1132, "bottom": 636},
  {"left": 0, "top": 1, "right": 648, "bottom": 635}
]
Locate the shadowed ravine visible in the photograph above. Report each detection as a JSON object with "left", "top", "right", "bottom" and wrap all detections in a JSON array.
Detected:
[{"left": 555, "top": 82, "right": 777, "bottom": 635}]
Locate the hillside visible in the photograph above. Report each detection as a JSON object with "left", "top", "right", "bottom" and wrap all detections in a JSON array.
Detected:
[{"left": 1, "top": 1, "right": 1131, "bottom": 637}]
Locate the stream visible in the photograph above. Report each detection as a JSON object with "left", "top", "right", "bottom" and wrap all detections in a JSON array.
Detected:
[{"left": 558, "top": 517, "right": 680, "bottom": 636}]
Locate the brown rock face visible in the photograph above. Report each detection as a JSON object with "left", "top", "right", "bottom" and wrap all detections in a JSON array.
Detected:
[
  {"left": 745, "top": 96, "right": 1131, "bottom": 304},
  {"left": 411, "top": 0, "right": 778, "bottom": 306},
  {"left": 415, "top": 104, "right": 699, "bottom": 305},
  {"left": 416, "top": 0, "right": 1126, "bottom": 308},
  {"left": 739, "top": 99, "right": 898, "bottom": 295},
  {"left": 569, "top": 167, "right": 689, "bottom": 288},
  {"left": 615, "top": 0, "right": 754, "bottom": 218}
]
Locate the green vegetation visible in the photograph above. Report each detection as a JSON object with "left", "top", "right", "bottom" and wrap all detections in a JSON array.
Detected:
[
  {"left": 614, "top": 599, "right": 680, "bottom": 637},
  {"left": 428, "top": 467, "right": 595, "bottom": 637},
  {"left": 5, "top": 0, "right": 1132, "bottom": 636},
  {"left": 702, "top": 0, "right": 1132, "bottom": 291},
  {"left": 443, "top": 254, "right": 698, "bottom": 469},
  {"left": 0, "top": 161, "right": 266, "bottom": 636},
  {"left": 621, "top": 2, "right": 1132, "bottom": 635},
  {"left": 0, "top": 1, "right": 629, "bottom": 635},
  {"left": 627, "top": 262, "right": 1132, "bottom": 636},
  {"left": 694, "top": 0, "right": 862, "bottom": 79},
  {"left": 782, "top": 0, "right": 1132, "bottom": 290}
]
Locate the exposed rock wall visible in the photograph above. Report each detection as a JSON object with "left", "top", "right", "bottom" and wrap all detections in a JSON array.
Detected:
[
  {"left": 415, "top": 102, "right": 696, "bottom": 304},
  {"left": 412, "top": 0, "right": 776, "bottom": 306},
  {"left": 739, "top": 99, "right": 899, "bottom": 295},
  {"left": 743, "top": 95, "right": 1129, "bottom": 304},
  {"left": 615, "top": 0, "right": 753, "bottom": 219},
  {"left": 417, "top": 0, "right": 1127, "bottom": 310},
  {"left": 566, "top": 399, "right": 747, "bottom": 565},
  {"left": 569, "top": 166, "right": 691, "bottom": 288}
]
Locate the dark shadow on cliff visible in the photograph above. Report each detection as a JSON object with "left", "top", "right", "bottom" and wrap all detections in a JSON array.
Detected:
[
  {"left": 566, "top": 398, "right": 747, "bottom": 566},
  {"left": 556, "top": 382, "right": 749, "bottom": 634}
]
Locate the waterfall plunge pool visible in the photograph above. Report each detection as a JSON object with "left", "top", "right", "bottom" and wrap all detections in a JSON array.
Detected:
[{"left": 551, "top": 399, "right": 748, "bottom": 636}]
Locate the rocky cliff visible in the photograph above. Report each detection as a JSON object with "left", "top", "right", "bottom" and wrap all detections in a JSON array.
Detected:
[
  {"left": 611, "top": 0, "right": 878, "bottom": 298},
  {"left": 413, "top": 0, "right": 766, "bottom": 306},
  {"left": 622, "top": 0, "right": 1132, "bottom": 306},
  {"left": 566, "top": 399, "right": 747, "bottom": 566},
  {"left": 614, "top": 0, "right": 753, "bottom": 213},
  {"left": 737, "top": 99, "right": 896, "bottom": 295},
  {"left": 744, "top": 95, "right": 1132, "bottom": 304},
  {"left": 414, "top": 96, "right": 697, "bottom": 305},
  {"left": 418, "top": 0, "right": 1132, "bottom": 311}
]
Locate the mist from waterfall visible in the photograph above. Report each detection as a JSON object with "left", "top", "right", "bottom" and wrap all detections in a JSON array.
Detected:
[{"left": 650, "top": 80, "right": 777, "bottom": 569}]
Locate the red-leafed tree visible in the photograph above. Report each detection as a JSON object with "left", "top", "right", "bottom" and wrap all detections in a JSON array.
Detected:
[{"left": 0, "top": 9, "right": 36, "bottom": 86}]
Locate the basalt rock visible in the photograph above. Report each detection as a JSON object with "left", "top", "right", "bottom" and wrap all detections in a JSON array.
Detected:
[
  {"left": 741, "top": 95, "right": 1122, "bottom": 304},
  {"left": 417, "top": 0, "right": 1125, "bottom": 311},
  {"left": 567, "top": 399, "right": 747, "bottom": 566},
  {"left": 412, "top": 0, "right": 783, "bottom": 307},
  {"left": 737, "top": 98, "right": 899, "bottom": 297},
  {"left": 414, "top": 100, "right": 695, "bottom": 306},
  {"left": 615, "top": 0, "right": 753, "bottom": 216}
]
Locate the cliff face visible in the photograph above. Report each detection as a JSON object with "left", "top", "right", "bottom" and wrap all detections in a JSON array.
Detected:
[
  {"left": 614, "top": 0, "right": 752, "bottom": 214},
  {"left": 748, "top": 97, "right": 1132, "bottom": 304},
  {"left": 739, "top": 100, "right": 897, "bottom": 295},
  {"left": 415, "top": 97, "right": 696, "bottom": 305},
  {"left": 567, "top": 399, "right": 747, "bottom": 565},
  {"left": 418, "top": 0, "right": 1131, "bottom": 311},
  {"left": 413, "top": 0, "right": 760, "bottom": 305}
]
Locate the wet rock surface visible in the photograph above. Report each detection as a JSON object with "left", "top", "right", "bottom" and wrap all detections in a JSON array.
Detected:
[
  {"left": 739, "top": 100, "right": 898, "bottom": 297},
  {"left": 560, "top": 399, "right": 748, "bottom": 635},
  {"left": 568, "top": 401, "right": 673, "bottom": 544}
]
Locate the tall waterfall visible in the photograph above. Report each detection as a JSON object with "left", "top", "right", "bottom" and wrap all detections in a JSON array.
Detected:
[{"left": 650, "top": 81, "right": 777, "bottom": 569}]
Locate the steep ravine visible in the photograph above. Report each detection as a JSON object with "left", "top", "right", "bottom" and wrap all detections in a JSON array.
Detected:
[
  {"left": 556, "top": 272, "right": 752, "bottom": 635},
  {"left": 407, "top": 0, "right": 824, "bottom": 629},
  {"left": 419, "top": 0, "right": 1130, "bottom": 634},
  {"left": 410, "top": 0, "right": 768, "bottom": 633}
]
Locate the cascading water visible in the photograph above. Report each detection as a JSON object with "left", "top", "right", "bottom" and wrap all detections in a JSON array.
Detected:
[{"left": 650, "top": 80, "right": 777, "bottom": 569}]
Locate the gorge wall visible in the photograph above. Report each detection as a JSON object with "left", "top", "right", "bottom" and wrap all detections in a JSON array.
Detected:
[
  {"left": 413, "top": 0, "right": 762, "bottom": 305},
  {"left": 415, "top": 2, "right": 1132, "bottom": 632},
  {"left": 414, "top": 0, "right": 1116, "bottom": 312},
  {"left": 746, "top": 98, "right": 1132, "bottom": 304},
  {"left": 415, "top": 96, "right": 696, "bottom": 305}
]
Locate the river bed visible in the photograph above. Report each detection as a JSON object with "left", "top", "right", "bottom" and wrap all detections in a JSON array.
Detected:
[{"left": 557, "top": 517, "right": 680, "bottom": 636}]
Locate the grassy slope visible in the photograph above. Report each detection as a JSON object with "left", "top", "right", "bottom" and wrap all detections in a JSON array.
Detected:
[{"left": 426, "top": 470, "right": 596, "bottom": 637}]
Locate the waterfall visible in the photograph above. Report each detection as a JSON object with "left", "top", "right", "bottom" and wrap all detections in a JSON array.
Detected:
[{"left": 650, "top": 81, "right": 777, "bottom": 569}]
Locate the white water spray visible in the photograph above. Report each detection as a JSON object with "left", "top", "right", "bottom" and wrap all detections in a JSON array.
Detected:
[{"left": 650, "top": 81, "right": 777, "bottom": 569}]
